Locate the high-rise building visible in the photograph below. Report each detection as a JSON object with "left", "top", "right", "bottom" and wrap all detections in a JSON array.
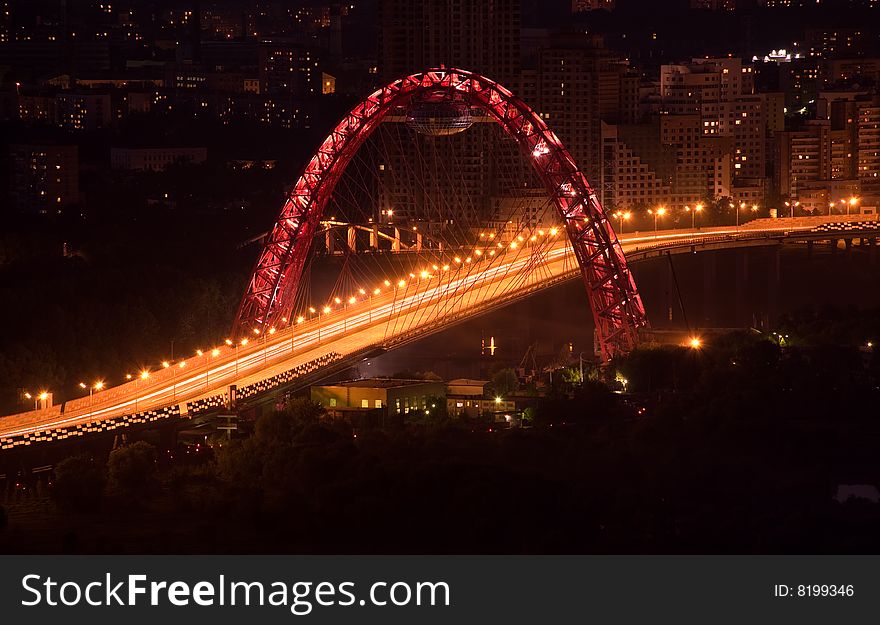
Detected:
[
  {"left": 857, "top": 95, "right": 880, "bottom": 200},
  {"left": 661, "top": 58, "right": 777, "bottom": 190},
  {"left": 0, "top": 1, "right": 10, "bottom": 43},
  {"left": 378, "top": 0, "right": 520, "bottom": 84},
  {"left": 804, "top": 27, "right": 869, "bottom": 60},
  {"left": 775, "top": 90, "right": 877, "bottom": 212},
  {"left": 259, "top": 42, "right": 321, "bottom": 96},
  {"left": 538, "top": 34, "right": 640, "bottom": 197},
  {"left": 376, "top": 0, "right": 523, "bottom": 229},
  {"left": 601, "top": 121, "right": 670, "bottom": 213},
  {"left": 821, "top": 58, "right": 880, "bottom": 87},
  {"left": 572, "top": 0, "right": 616, "bottom": 11},
  {"left": 601, "top": 114, "right": 733, "bottom": 212},
  {"left": 9, "top": 144, "right": 79, "bottom": 214},
  {"left": 690, "top": 0, "right": 737, "bottom": 9},
  {"left": 54, "top": 92, "right": 112, "bottom": 131},
  {"left": 777, "top": 122, "right": 831, "bottom": 202}
]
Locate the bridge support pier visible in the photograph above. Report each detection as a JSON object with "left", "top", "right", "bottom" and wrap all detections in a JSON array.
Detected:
[
  {"left": 159, "top": 421, "right": 178, "bottom": 451},
  {"left": 326, "top": 230, "right": 335, "bottom": 255},
  {"left": 702, "top": 251, "right": 716, "bottom": 327},
  {"left": 348, "top": 226, "right": 357, "bottom": 253},
  {"left": 735, "top": 250, "right": 749, "bottom": 327},
  {"left": 767, "top": 246, "right": 780, "bottom": 331}
]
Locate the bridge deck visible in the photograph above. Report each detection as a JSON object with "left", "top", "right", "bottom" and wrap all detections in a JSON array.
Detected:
[{"left": 2, "top": 215, "right": 878, "bottom": 449}]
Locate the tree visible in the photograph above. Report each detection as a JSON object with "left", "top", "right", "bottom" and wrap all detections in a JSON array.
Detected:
[
  {"left": 107, "top": 441, "right": 157, "bottom": 498},
  {"left": 52, "top": 454, "right": 105, "bottom": 512},
  {"left": 490, "top": 368, "right": 518, "bottom": 397}
]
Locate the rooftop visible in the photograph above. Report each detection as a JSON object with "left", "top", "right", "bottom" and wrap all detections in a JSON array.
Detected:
[{"left": 326, "top": 378, "right": 443, "bottom": 389}]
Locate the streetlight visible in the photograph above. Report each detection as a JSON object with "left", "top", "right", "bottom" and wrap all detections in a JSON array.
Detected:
[
  {"left": 688, "top": 336, "right": 702, "bottom": 349},
  {"left": 647, "top": 206, "right": 666, "bottom": 232},
  {"left": 225, "top": 338, "right": 239, "bottom": 376},
  {"left": 848, "top": 196, "right": 859, "bottom": 215},
  {"left": 613, "top": 210, "right": 632, "bottom": 234},
  {"left": 784, "top": 200, "right": 800, "bottom": 218},
  {"left": 79, "top": 380, "right": 104, "bottom": 418},
  {"left": 23, "top": 391, "right": 46, "bottom": 411},
  {"left": 737, "top": 202, "right": 746, "bottom": 226},
  {"left": 136, "top": 370, "right": 149, "bottom": 413},
  {"left": 174, "top": 360, "right": 186, "bottom": 400},
  {"left": 206, "top": 348, "right": 220, "bottom": 390},
  {"left": 232, "top": 338, "right": 248, "bottom": 377},
  {"left": 685, "top": 203, "right": 703, "bottom": 229},
  {"left": 260, "top": 326, "right": 276, "bottom": 366}
]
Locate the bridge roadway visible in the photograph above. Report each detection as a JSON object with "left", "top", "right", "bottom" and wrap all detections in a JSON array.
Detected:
[{"left": 2, "top": 215, "right": 878, "bottom": 445}]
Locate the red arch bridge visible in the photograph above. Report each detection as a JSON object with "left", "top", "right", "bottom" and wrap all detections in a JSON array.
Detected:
[{"left": 2, "top": 68, "right": 880, "bottom": 450}]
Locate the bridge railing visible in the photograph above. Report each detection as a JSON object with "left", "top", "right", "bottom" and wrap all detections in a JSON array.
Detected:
[{"left": 0, "top": 352, "right": 348, "bottom": 451}]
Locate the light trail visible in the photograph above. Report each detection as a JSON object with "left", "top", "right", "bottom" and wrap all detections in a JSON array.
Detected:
[{"left": 0, "top": 218, "right": 867, "bottom": 441}]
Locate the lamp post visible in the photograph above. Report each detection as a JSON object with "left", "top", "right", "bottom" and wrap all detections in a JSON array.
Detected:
[
  {"left": 175, "top": 360, "right": 186, "bottom": 400},
  {"left": 162, "top": 360, "right": 177, "bottom": 401},
  {"left": 252, "top": 327, "right": 269, "bottom": 367},
  {"left": 23, "top": 391, "right": 47, "bottom": 411},
  {"left": 320, "top": 306, "right": 331, "bottom": 342},
  {"left": 207, "top": 348, "right": 220, "bottom": 390},
  {"left": 79, "top": 380, "right": 104, "bottom": 418},
  {"left": 738, "top": 202, "right": 746, "bottom": 226},
  {"left": 225, "top": 339, "right": 238, "bottom": 376},
  {"left": 238, "top": 338, "right": 248, "bottom": 376},
  {"left": 136, "top": 370, "right": 149, "bottom": 413},
  {"left": 613, "top": 210, "right": 632, "bottom": 234},
  {"left": 648, "top": 206, "right": 666, "bottom": 233},
  {"left": 685, "top": 203, "right": 703, "bottom": 229},
  {"left": 848, "top": 196, "right": 859, "bottom": 215}
]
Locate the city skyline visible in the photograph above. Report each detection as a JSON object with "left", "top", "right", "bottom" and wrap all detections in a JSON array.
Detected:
[{"left": 1, "top": 0, "right": 880, "bottom": 558}]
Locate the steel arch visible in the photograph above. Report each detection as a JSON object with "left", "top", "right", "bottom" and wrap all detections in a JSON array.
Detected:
[{"left": 234, "top": 68, "right": 647, "bottom": 361}]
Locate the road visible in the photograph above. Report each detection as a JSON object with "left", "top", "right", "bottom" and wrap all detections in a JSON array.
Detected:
[{"left": 0, "top": 215, "right": 872, "bottom": 442}]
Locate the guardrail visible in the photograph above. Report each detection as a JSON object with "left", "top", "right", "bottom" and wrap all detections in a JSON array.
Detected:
[
  {"left": 5, "top": 220, "right": 880, "bottom": 451},
  {"left": 1, "top": 353, "right": 345, "bottom": 451}
]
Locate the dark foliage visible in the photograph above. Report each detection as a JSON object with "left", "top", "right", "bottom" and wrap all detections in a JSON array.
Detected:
[
  {"left": 107, "top": 441, "right": 158, "bottom": 500},
  {"left": 51, "top": 454, "right": 106, "bottom": 512}
]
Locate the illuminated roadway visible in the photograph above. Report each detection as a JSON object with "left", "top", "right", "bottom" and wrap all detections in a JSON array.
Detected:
[{"left": 2, "top": 215, "right": 877, "bottom": 443}]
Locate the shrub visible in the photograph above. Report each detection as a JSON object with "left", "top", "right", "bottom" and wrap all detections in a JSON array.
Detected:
[
  {"left": 107, "top": 441, "right": 158, "bottom": 499},
  {"left": 52, "top": 455, "right": 105, "bottom": 512}
]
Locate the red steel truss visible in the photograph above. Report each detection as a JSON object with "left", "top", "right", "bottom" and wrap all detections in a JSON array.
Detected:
[{"left": 234, "top": 68, "right": 648, "bottom": 361}]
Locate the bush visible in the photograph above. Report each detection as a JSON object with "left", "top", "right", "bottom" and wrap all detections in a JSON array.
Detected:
[
  {"left": 52, "top": 455, "right": 105, "bottom": 512},
  {"left": 107, "top": 441, "right": 158, "bottom": 499}
]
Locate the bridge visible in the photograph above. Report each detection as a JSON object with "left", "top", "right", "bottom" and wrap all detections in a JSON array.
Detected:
[
  {"left": 3, "top": 216, "right": 877, "bottom": 450},
  {"left": 2, "top": 67, "right": 879, "bottom": 451}
]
